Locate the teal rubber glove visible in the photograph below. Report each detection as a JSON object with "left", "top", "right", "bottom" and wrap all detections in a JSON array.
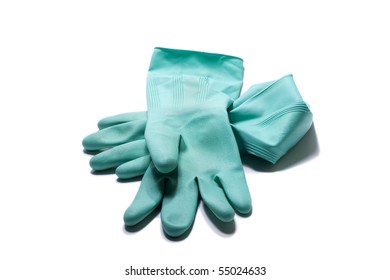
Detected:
[
  {"left": 133, "top": 48, "right": 250, "bottom": 236},
  {"left": 83, "top": 74, "right": 313, "bottom": 236}
]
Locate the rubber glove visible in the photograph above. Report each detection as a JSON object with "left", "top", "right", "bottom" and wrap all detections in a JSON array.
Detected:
[
  {"left": 135, "top": 47, "right": 250, "bottom": 236},
  {"left": 83, "top": 74, "right": 313, "bottom": 236}
]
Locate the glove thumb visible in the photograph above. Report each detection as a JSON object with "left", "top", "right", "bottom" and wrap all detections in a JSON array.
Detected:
[{"left": 145, "top": 123, "right": 180, "bottom": 174}]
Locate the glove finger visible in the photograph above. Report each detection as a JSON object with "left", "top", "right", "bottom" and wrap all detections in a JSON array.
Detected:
[
  {"left": 145, "top": 124, "right": 179, "bottom": 174},
  {"left": 198, "top": 176, "right": 235, "bottom": 222},
  {"left": 216, "top": 169, "right": 252, "bottom": 215},
  {"left": 123, "top": 164, "right": 165, "bottom": 226},
  {"left": 116, "top": 155, "right": 151, "bottom": 180},
  {"left": 161, "top": 176, "right": 198, "bottom": 237},
  {"left": 82, "top": 120, "right": 146, "bottom": 151},
  {"left": 98, "top": 111, "right": 147, "bottom": 129},
  {"left": 89, "top": 140, "right": 148, "bottom": 171}
]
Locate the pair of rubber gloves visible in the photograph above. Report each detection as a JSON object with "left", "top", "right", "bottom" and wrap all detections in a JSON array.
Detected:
[{"left": 82, "top": 47, "right": 313, "bottom": 237}]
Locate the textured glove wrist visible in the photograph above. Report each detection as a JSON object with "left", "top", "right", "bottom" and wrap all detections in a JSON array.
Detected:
[{"left": 147, "top": 47, "right": 244, "bottom": 109}]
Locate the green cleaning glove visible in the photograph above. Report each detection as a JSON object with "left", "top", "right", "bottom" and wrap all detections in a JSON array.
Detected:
[
  {"left": 83, "top": 72, "right": 312, "bottom": 236},
  {"left": 127, "top": 48, "right": 250, "bottom": 236}
]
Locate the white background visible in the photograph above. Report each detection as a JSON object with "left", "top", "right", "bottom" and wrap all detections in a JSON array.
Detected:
[{"left": 1, "top": 0, "right": 389, "bottom": 279}]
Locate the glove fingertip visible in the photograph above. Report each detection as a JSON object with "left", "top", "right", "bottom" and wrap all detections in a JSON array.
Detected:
[
  {"left": 82, "top": 135, "right": 95, "bottom": 151},
  {"left": 162, "top": 216, "right": 193, "bottom": 237},
  {"left": 123, "top": 207, "right": 143, "bottom": 227},
  {"left": 153, "top": 156, "right": 178, "bottom": 174},
  {"left": 89, "top": 154, "right": 103, "bottom": 171},
  {"left": 234, "top": 198, "right": 252, "bottom": 216}
]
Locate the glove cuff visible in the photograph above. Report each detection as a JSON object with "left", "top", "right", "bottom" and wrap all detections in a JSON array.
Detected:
[
  {"left": 230, "top": 75, "right": 313, "bottom": 163},
  {"left": 149, "top": 47, "right": 243, "bottom": 79},
  {"left": 147, "top": 47, "right": 244, "bottom": 108}
]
